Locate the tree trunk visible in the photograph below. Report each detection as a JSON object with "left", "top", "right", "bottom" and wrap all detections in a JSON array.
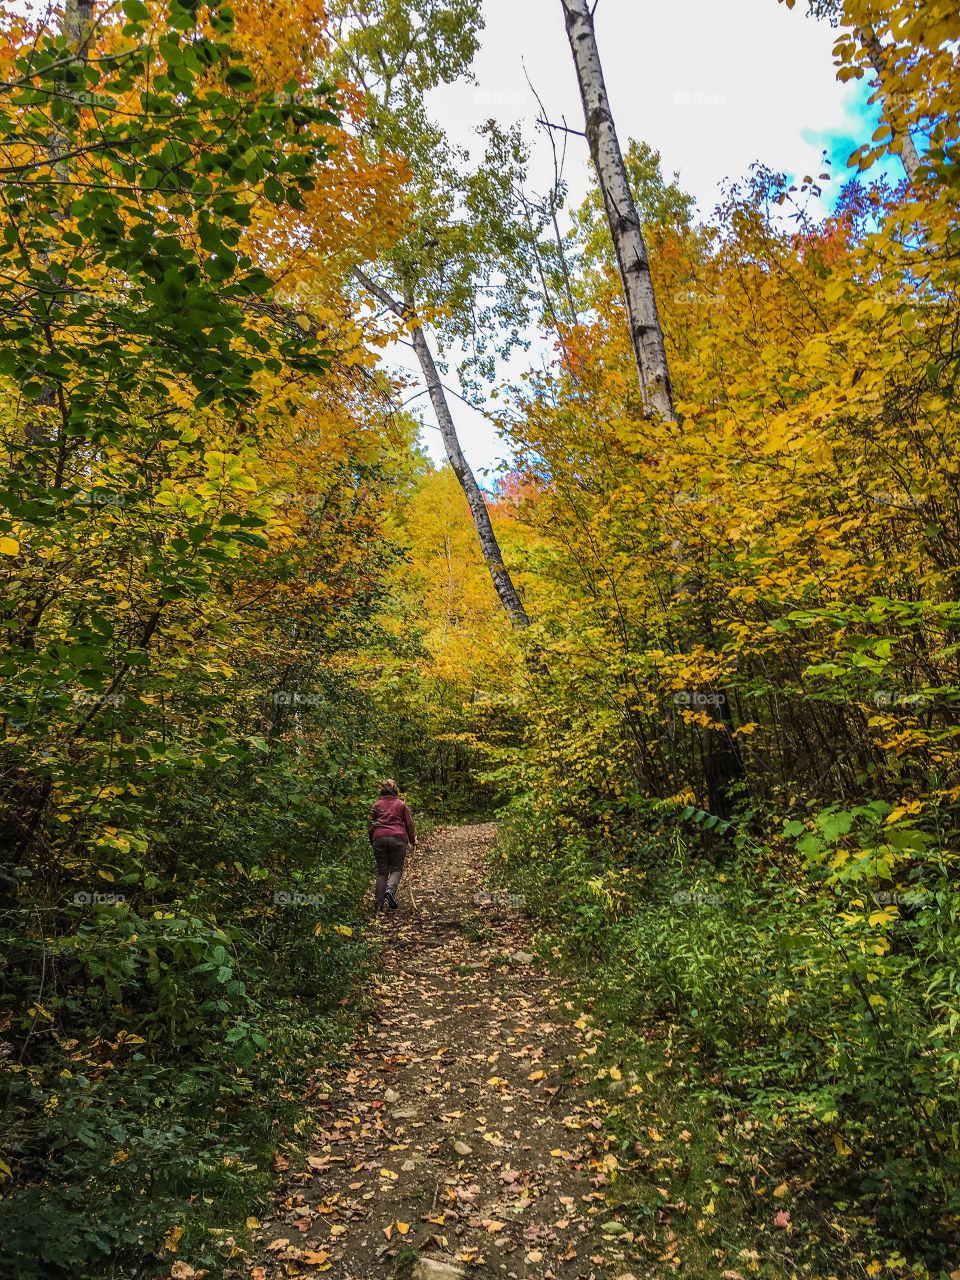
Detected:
[
  {"left": 857, "top": 23, "right": 922, "bottom": 183},
  {"left": 559, "top": 0, "right": 745, "bottom": 817},
  {"left": 353, "top": 267, "right": 530, "bottom": 628},
  {"left": 559, "top": 0, "right": 674, "bottom": 419}
]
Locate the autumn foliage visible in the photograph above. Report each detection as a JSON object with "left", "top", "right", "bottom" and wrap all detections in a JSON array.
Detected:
[{"left": 2, "top": 0, "right": 960, "bottom": 1276}]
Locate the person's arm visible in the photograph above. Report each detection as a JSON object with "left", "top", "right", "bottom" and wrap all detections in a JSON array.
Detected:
[
  {"left": 402, "top": 803, "right": 416, "bottom": 846},
  {"left": 368, "top": 803, "right": 379, "bottom": 846}
]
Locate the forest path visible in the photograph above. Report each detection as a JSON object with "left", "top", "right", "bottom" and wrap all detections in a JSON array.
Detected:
[{"left": 246, "top": 823, "right": 637, "bottom": 1280}]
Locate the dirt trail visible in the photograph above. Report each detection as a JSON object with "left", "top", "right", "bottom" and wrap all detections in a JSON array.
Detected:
[{"left": 247, "top": 824, "right": 634, "bottom": 1280}]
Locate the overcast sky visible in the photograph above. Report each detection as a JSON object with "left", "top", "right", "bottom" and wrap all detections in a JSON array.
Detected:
[{"left": 404, "top": 0, "right": 894, "bottom": 478}]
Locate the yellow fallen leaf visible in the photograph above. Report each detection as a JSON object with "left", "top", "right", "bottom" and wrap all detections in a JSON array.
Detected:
[
  {"left": 527, "top": 1070, "right": 547, "bottom": 1081},
  {"left": 164, "top": 1225, "right": 183, "bottom": 1253},
  {"left": 396, "top": 1222, "right": 410, "bottom": 1235},
  {"left": 333, "top": 924, "right": 353, "bottom": 937},
  {"left": 526, "top": 1250, "right": 544, "bottom": 1263},
  {"left": 329, "top": 1224, "right": 346, "bottom": 1237},
  {"left": 773, "top": 1183, "right": 789, "bottom": 1198},
  {"left": 303, "top": 1250, "right": 330, "bottom": 1266},
  {"left": 834, "top": 1134, "right": 853, "bottom": 1156},
  {"left": 0, "top": 536, "right": 19, "bottom": 556}
]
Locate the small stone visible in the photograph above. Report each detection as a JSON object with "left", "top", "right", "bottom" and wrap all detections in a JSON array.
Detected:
[
  {"left": 412, "top": 1260, "right": 466, "bottom": 1280},
  {"left": 452, "top": 1140, "right": 473, "bottom": 1157},
  {"left": 392, "top": 1107, "right": 418, "bottom": 1120},
  {"left": 402, "top": 1158, "right": 416, "bottom": 1171},
  {"left": 511, "top": 951, "right": 535, "bottom": 965},
  {"left": 384, "top": 1087, "right": 400, "bottom": 1104}
]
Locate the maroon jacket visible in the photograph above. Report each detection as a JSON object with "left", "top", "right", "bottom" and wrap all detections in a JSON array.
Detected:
[{"left": 369, "top": 795, "right": 415, "bottom": 845}]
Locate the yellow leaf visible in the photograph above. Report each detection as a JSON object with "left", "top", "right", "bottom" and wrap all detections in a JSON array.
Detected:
[
  {"left": 0, "top": 536, "right": 19, "bottom": 555},
  {"left": 834, "top": 1134, "right": 853, "bottom": 1156},
  {"left": 333, "top": 924, "right": 353, "bottom": 937},
  {"left": 773, "top": 1183, "right": 789, "bottom": 1198},
  {"left": 164, "top": 1224, "right": 184, "bottom": 1253},
  {"left": 396, "top": 1221, "right": 410, "bottom": 1234},
  {"left": 246, "top": 1217, "right": 261, "bottom": 1230}
]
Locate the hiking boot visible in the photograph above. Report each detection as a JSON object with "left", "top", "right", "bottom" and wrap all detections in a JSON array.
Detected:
[{"left": 385, "top": 887, "right": 399, "bottom": 910}]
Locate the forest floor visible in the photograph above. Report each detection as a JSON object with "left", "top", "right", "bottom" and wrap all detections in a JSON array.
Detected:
[{"left": 242, "top": 823, "right": 641, "bottom": 1280}]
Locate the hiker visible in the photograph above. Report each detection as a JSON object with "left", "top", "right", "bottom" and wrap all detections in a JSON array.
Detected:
[{"left": 369, "top": 779, "right": 416, "bottom": 912}]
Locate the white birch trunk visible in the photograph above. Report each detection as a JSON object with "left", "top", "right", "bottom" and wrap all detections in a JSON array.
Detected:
[
  {"left": 560, "top": 0, "right": 674, "bottom": 420},
  {"left": 857, "top": 24, "right": 922, "bottom": 183},
  {"left": 353, "top": 268, "right": 530, "bottom": 629}
]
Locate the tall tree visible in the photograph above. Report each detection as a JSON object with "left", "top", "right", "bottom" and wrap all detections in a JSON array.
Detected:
[
  {"left": 327, "top": 0, "right": 533, "bottom": 627},
  {"left": 559, "top": 0, "right": 746, "bottom": 814},
  {"left": 789, "top": 0, "right": 922, "bottom": 180},
  {"left": 559, "top": 0, "right": 674, "bottom": 420}
]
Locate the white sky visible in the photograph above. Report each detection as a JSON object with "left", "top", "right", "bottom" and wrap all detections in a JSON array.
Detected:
[{"left": 403, "top": 0, "right": 894, "bottom": 478}]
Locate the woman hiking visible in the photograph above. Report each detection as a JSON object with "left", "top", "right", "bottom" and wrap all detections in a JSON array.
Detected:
[{"left": 368, "top": 779, "right": 416, "bottom": 912}]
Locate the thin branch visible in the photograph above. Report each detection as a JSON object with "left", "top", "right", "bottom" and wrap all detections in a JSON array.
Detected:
[{"left": 536, "top": 117, "right": 586, "bottom": 139}]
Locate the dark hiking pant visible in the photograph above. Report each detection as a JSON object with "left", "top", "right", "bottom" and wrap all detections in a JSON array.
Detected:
[{"left": 372, "top": 836, "right": 407, "bottom": 909}]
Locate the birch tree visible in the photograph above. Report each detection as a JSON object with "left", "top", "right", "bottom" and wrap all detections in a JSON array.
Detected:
[
  {"left": 559, "top": 0, "right": 746, "bottom": 815},
  {"left": 793, "top": 0, "right": 923, "bottom": 181},
  {"left": 559, "top": 0, "right": 674, "bottom": 419},
  {"left": 327, "top": 0, "right": 535, "bottom": 627}
]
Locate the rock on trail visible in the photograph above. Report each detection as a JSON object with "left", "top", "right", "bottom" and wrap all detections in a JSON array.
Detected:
[{"left": 244, "top": 823, "right": 632, "bottom": 1279}]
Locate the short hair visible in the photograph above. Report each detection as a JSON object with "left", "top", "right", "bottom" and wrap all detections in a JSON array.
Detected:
[{"left": 379, "top": 778, "right": 399, "bottom": 796}]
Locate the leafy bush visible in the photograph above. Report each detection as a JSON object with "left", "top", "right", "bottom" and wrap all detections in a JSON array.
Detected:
[{"left": 494, "top": 796, "right": 960, "bottom": 1266}]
